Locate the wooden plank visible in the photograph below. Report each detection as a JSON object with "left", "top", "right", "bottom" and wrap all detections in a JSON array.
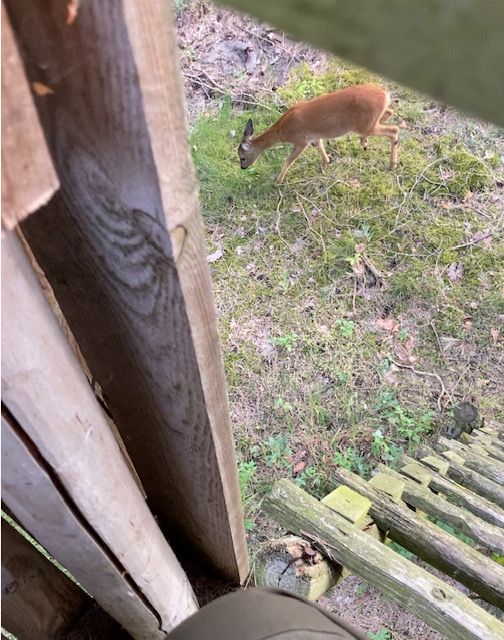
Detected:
[
  {"left": 218, "top": 0, "right": 504, "bottom": 128},
  {"left": 460, "top": 433, "right": 504, "bottom": 463},
  {"left": 417, "top": 445, "right": 504, "bottom": 508},
  {"left": 7, "top": 0, "right": 247, "bottom": 583},
  {"left": 435, "top": 437, "right": 504, "bottom": 485},
  {"left": 400, "top": 455, "right": 504, "bottom": 529},
  {"left": 377, "top": 465, "right": 504, "bottom": 555},
  {"left": 1, "top": 5, "right": 58, "bottom": 230},
  {"left": 2, "top": 518, "right": 91, "bottom": 639},
  {"left": 332, "top": 468, "right": 504, "bottom": 609},
  {"left": 264, "top": 480, "right": 504, "bottom": 640},
  {"left": 1, "top": 231, "right": 197, "bottom": 637}
]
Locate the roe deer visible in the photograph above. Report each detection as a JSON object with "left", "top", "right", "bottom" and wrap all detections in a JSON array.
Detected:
[{"left": 238, "top": 84, "right": 399, "bottom": 185}]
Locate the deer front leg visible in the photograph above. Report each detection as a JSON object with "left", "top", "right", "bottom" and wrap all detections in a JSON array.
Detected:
[{"left": 276, "top": 144, "right": 307, "bottom": 185}]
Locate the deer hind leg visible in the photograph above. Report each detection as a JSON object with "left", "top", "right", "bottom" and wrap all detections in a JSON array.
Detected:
[
  {"left": 317, "top": 139, "right": 331, "bottom": 165},
  {"left": 379, "top": 108, "right": 394, "bottom": 124},
  {"left": 276, "top": 144, "right": 307, "bottom": 185},
  {"left": 368, "top": 123, "right": 400, "bottom": 170}
]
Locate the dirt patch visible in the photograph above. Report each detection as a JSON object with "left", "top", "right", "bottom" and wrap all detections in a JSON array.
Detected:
[{"left": 175, "top": 1, "right": 328, "bottom": 118}]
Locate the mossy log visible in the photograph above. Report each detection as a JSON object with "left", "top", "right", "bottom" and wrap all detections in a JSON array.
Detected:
[
  {"left": 460, "top": 433, "right": 504, "bottom": 463},
  {"left": 472, "top": 429, "right": 504, "bottom": 451},
  {"left": 400, "top": 455, "right": 504, "bottom": 529},
  {"left": 416, "top": 445, "right": 504, "bottom": 508},
  {"left": 331, "top": 468, "right": 504, "bottom": 609},
  {"left": 263, "top": 479, "right": 504, "bottom": 640},
  {"left": 377, "top": 465, "right": 504, "bottom": 555},
  {"left": 435, "top": 437, "right": 504, "bottom": 485},
  {"left": 254, "top": 535, "right": 340, "bottom": 600}
]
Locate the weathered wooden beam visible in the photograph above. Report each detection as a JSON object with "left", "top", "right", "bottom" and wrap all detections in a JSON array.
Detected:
[
  {"left": 1, "top": 5, "right": 59, "bottom": 230},
  {"left": 472, "top": 429, "right": 504, "bottom": 452},
  {"left": 377, "top": 465, "right": 504, "bottom": 555},
  {"left": 1, "top": 231, "right": 197, "bottom": 637},
  {"left": 218, "top": 0, "right": 504, "bottom": 127},
  {"left": 460, "top": 433, "right": 504, "bottom": 463},
  {"left": 331, "top": 468, "right": 504, "bottom": 609},
  {"left": 6, "top": 0, "right": 247, "bottom": 583},
  {"left": 416, "top": 445, "right": 504, "bottom": 507},
  {"left": 263, "top": 480, "right": 504, "bottom": 640},
  {"left": 400, "top": 455, "right": 504, "bottom": 529},
  {"left": 1, "top": 518, "right": 91, "bottom": 639},
  {"left": 435, "top": 437, "right": 504, "bottom": 485}
]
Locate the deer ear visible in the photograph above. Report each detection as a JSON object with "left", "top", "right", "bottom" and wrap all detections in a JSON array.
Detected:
[{"left": 244, "top": 119, "right": 253, "bottom": 139}]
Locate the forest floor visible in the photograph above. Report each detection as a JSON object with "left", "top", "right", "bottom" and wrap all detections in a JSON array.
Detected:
[{"left": 175, "top": 2, "right": 504, "bottom": 638}]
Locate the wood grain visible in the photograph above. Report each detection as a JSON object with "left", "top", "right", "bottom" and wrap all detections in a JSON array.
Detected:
[
  {"left": 218, "top": 0, "right": 504, "bottom": 127},
  {"left": 332, "top": 468, "right": 504, "bottom": 609},
  {"left": 7, "top": 0, "right": 247, "bottom": 582},
  {"left": 1, "top": 231, "right": 197, "bottom": 636},
  {"left": 264, "top": 479, "right": 504, "bottom": 640},
  {"left": 1, "top": 5, "right": 58, "bottom": 230},
  {"left": 2, "top": 518, "right": 90, "bottom": 639}
]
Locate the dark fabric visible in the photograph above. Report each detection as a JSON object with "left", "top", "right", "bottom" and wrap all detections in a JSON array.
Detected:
[{"left": 166, "top": 588, "right": 368, "bottom": 640}]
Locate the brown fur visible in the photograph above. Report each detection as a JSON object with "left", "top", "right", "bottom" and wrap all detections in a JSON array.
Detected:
[{"left": 238, "top": 84, "right": 400, "bottom": 184}]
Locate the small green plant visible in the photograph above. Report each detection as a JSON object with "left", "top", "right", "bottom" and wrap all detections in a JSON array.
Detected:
[
  {"left": 355, "top": 581, "right": 369, "bottom": 596},
  {"left": 271, "top": 333, "right": 301, "bottom": 352},
  {"left": 389, "top": 541, "right": 414, "bottom": 560},
  {"left": 274, "top": 397, "right": 294, "bottom": 412},
  {"left": 429, "top": 517, "right": 475, "bottom": 546},
  {"left": 238, "top": 461, "right": 257, "bottom": 499},
  {"left": 375, "top": 391, "right": 434, "bottom": 448},
  {"left": 333, "top": 447, "right": 370, "bottom": 476},
  {"left": 335, "top": 319, "right": 355, "bottom": 338},
  {"left": 368, "top": 628, "right": 391, "bottom": 640},
  {"left": 264, "top": 435, "right": 292, "bottom": 467}
]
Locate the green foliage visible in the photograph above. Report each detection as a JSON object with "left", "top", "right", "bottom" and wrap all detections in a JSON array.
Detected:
[
  {"left": 355, "top": 581, "right": 369, "bottom": 596},
  {"left": 271, "top": 333, "right": 302, "bottom": 352},
  {"left": 333, "top": 447, "right": 370, "bottom": 476},
  {"left": 389, "top": 541, "right": 415, "bottom": 560},
  {"left": 428, "top": 517, "right": 475, "bottom": 546},
  {"left": 190, "top": 57, "right": 504, "bottom": 545},
  {"left": 368, "top": 628, "right": 391, "bottom": 640}
]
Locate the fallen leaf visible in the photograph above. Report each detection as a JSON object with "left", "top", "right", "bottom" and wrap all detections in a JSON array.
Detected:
[
  {"left": 394, "top": 342, "right": 417, "bottom": 364},
  {"left": 66, "top": 0, "right": 79, "bottom": 25},
  {"left": 32, "top": 82, "right": 53, "bottom": 96},
  {"left": 348, "top": 178, "right": 361, "bottom": 189},
  {"left": 293, "top": 460, "right": 306, "bottom": 474},
  {"left": 207, "top": 249, "right": 223, "bottom": 263},
  {"left": 354, "top": 243, "right": 365, "bottom": 254},
  {"left": 447, "top": 262, "right": 464, "bottom": 283},
  {"left": 490, "top": 328, "right": 501, "bottom": 345},
  {"left": 471, "top": 230, "right": 493, "bottom": 249},
  {"left": 376, "top": 317, "right": 400, "bottom": 333}
]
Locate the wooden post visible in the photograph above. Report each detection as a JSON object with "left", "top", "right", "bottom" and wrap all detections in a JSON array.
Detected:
[
  {"left": 6, "top": 0, "right": 247, "bottom": 584},
  {"left": 2, "top": 232, "right": 197, "bottom": 637},
  {"left": 2, "top": 518, "right": 90, "bottom": 639},
  {"left": 264, "top": 480, "right": 504, "bottom": 640},
  {"left": 254, "top": 535, "right": 340, "bottom": 600},
  {"left": 218, "top": 0, "right": 504, "bottom": 128},
  {"left": 331, "top": 468, "right": 504, "bottom": 609},
  {"left": 1, "top": 4, "right": 58, "bottom": 230}
]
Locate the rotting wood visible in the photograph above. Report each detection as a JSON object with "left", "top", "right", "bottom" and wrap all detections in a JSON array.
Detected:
[
  {"left": 1, "top": 232, "right": 198, "bottom": 636},
  {"left": 263, "top": 479, "right": 504, "bottom": 640},
  {"left": 2, "top": 518, "right": 90, "bottom": 639},
  {"left": 254, "top": 535, "right": 340, "bottom": 600},
  {"left": 460, "top": 433, "right": 504, "bottom": 464},
  {"left": 435, "top": 437, "right": 504, "bottom": 485},
  {"left": 400, "top": 455, "right": 504, "bottom": 529},
  {"left": 331, "top": 468, "right": 504, "bottom": 609},
  {"left": 472, "top": 429, "right": 504, "bottom": 451},
  {"left": 218, "top": 0, "right": 504, "bottom": 128},
  {"left": 7, "top": 0, "right": 247, "bottom": 583},
  {"left": 376, "top": 465, "right": 504, "bottom": 555},
  {"left": 1, "top": 5, "right": 58, "bottom": 230},
  {"left": 416, "top": 445, "right": 504, "bottom": 508}
]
